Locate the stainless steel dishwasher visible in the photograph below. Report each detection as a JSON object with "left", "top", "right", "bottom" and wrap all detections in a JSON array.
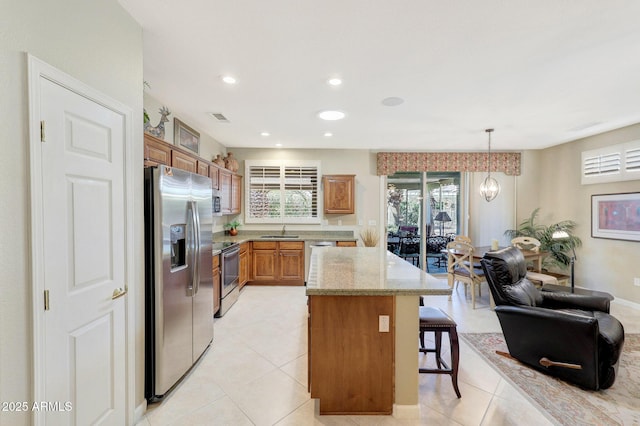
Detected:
[{"left": 304, "top": 241, "right": 335, "bottom": 283}]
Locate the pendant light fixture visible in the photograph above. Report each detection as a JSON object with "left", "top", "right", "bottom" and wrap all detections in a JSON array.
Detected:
[{"left": 479, "top": 128, "right": 501, "bottom": 202}]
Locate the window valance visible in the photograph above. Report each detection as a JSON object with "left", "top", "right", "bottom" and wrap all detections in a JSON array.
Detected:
[{"left": 376, "top": 152, "right": 521, "bottom": 176}]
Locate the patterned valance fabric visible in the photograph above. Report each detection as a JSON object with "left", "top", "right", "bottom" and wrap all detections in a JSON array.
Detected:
[{"left": 376, "top": 152, "right": 521, "bottom": 176}]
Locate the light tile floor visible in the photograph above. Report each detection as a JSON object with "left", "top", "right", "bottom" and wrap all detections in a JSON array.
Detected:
[{"left": 137, "top": 281, "right": 639, "bottom": 426}]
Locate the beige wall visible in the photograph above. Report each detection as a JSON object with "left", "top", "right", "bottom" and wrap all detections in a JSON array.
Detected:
[
  {"left": 144, "top": 93, "right": 228, "bottom": 163},
  {"left": 0, "top": 0, "right": 143, "bottom": 424},
  {"left": 229, "top": 148, "right": 381, "bottom": 238},
  {"left": 516, "top": 123, "right": 640, "bottom": 302}
]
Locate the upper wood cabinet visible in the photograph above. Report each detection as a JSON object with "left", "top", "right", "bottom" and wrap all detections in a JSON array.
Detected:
[
  {"left": 143, "top": 133, "right": 241, "bottom": 215},
  {"left": 197, "top": 160, "right": 210, "bottom": 177},
  {"left": 144, "top": 134, "right": 171, "bottom": 167},
  {"left": 210, "top": 165, "right": 220, "bottom": 190},
  {"left": 172, "top": 150, "right": 197, "bottom": 173},
  {"left": 323, "top": 174, "right": 355, "bottom": 214},
  {"left": 219, "top": 169, "right": 232, "bottom": 214},
  {"left": 231, "top": 174, "right": 242, "bottom": 214}
]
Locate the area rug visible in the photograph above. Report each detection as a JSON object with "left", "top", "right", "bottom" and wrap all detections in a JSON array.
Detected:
[{"left": 461, "top": 333, "right": 640, "bottom": 426}]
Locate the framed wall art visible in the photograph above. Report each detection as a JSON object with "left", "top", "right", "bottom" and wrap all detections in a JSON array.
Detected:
[
  {"left": 591, "top": 192, "right": 640, "bottom": 242},
  {"left": 174, "top": 118, "right": 200, "bottom": 154}
]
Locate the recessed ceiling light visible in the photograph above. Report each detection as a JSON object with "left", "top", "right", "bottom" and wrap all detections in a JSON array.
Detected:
[
  {"left": 221, "top": 75, "right": 237, "bottom": 85},
  {"left": 381, "top": 97, "right": 404, "bottom": 106},
  {"left": 275, "top": 143, "right": 282, "bottom": 147},
  {"left": 327, "top": 78, "right": 342, "bottom": 86},
  {"left": 318, "top": 110, "right": 346, "bottom": 121},
  {"left": 324, "top": 132, "right": 333, "bottom": 137},
  {"left": 260, "top": 132, "right": 270, "bottom": 137}
]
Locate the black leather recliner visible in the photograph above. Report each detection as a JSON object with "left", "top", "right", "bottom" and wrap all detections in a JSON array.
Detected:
[{"left": 480, "top": 247, "right": 624, "bottom": 390}]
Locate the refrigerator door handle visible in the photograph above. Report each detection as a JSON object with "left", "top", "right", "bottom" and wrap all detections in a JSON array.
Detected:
[
  {"left": 186, "top": 200, "right": 197, "bottom": 296},
  {"left": 193, "top": 200, "right": 201, "bottom": 295}
]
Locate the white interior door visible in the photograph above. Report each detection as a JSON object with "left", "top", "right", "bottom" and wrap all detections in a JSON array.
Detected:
[{"left": 32, "top": 65, "right": 128, "bottom": 425}]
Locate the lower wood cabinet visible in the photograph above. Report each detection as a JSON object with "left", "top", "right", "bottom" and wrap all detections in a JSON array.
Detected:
[
  {"left": 336, "top": 240, "right": 357, "bottom": 247},
  {"left": 213, "top": 253, "right": 221, "bottom": 315},
  {"left": 239, "top": 242, "right": 249, "bottom": 289},
  {"left": 308, "top": 295, "right": 395, "bottom": 414},
  {"left": 250, "top": 241, "right": 304, "bottom": 285}
]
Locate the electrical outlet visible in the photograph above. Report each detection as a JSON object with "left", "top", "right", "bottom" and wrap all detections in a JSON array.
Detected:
[
  {"left": 338, "top": 219, "right": 342, "bottom": 226},
  {"left": 358, "top": 219, "right": 363, "bottom": 226},
  {"left": 634, "top": 277, "right": 640, "bottom": 287},
  {"left": 379, "top": 315, "right": 390, "bottom": 332},
  {"left": 368, "top": 220, "right": 376, "bottom": 226}
]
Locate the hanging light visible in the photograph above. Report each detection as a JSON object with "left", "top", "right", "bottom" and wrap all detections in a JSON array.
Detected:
[{"left": 479, "top": 128, "right": 501, "bottom": 202}]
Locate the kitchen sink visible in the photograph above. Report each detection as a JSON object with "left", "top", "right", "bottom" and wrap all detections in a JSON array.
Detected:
[{"left": 261, "top": 235, "right": 299, "bottom": 238}]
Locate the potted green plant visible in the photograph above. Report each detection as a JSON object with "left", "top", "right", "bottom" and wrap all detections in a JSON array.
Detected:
[
  {"left": 504, "top": 208, "right": 581, "bottom": 271},
  {"left": 224, "top": 220, "right": 241, "bottom": 236}
]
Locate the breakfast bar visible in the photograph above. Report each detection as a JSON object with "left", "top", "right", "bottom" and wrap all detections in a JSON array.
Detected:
[{"left": 306, "top": 246, "right": 451, "bottom": 417}]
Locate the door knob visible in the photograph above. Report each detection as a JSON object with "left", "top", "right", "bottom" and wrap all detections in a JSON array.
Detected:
[{"left": 112, "top": 287, "right": 128, "bottom": 300}]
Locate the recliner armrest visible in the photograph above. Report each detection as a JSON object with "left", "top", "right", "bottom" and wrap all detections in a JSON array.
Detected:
[
  {"left": 540, "top": 292, "right": 610, "bottom": 313},
  {"left": 494, "top": 305, "right": 601, "bottom": 389}
]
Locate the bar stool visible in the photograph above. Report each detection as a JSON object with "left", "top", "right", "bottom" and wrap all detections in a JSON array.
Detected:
[{"left": 418, "top": 306, "right": 461, "bottom": 398}]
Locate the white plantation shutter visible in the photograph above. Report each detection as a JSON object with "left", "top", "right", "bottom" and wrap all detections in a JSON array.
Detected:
[
  {"left": 581, "top": 140, "right": 640, "bottom": 184},
  {"left": 625, "top": 147, "right": 640, "bottom": 173},
  {"left": 583, "top": 153, "right": 621, "bottom": 177},
  {"left": 245, "top": 160, "right": 320, "bottom": 223},
  {"left": 248, "top": 165, "right": 281, "bottom": 219},
  {"left": 284, "top": 166, "right": 318, "bottom": 219}
]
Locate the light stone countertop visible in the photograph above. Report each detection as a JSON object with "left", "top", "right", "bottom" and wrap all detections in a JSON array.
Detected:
[{"left": 306, "top": 247, "right": 452, "bottom": 296}]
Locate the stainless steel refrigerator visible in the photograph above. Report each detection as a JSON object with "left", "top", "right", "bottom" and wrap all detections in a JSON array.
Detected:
[{"left": 144, "top": 165, "right": 213, "bottom": 402}]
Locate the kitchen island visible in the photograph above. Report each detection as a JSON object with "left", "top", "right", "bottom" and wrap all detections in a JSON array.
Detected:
[{"left": 306, "top": 247, "right": 451, "bottom": 417}]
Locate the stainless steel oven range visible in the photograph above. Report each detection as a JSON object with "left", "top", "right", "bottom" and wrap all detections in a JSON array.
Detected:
[{"left": 214, "top": 241, "right": 240, "bottom": 317}]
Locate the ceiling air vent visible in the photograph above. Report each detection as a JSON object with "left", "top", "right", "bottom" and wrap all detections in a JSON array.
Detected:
[{"left": 209, "top": 112, "right": 230, "bottom": 123}]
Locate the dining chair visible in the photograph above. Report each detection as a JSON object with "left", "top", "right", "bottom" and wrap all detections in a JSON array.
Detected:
[
  {"left": 510, "top": 236, "right": 541, "bottom": 252},
  {"left": 510, "top": 237, "right": 558, "bottom": 286},
  {"left": 447, "top": 240, "right": 487, "bottom": 309}
]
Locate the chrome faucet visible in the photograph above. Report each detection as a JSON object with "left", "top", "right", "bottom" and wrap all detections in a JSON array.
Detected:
[{"left": 281, "top": 225, "right": 286, "bottom": 235}]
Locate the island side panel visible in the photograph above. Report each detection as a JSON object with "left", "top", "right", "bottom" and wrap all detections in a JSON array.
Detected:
[
  {"left": 309, "top": 295, "right": 395, "bottom": 415},
  {"left": 394, "top": 295, "right": 420, "bottom": 417}
]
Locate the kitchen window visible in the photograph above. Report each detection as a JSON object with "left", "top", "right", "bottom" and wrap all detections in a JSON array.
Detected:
[{"left": 245, "top": 160, "right": 320, "bottom": 224}]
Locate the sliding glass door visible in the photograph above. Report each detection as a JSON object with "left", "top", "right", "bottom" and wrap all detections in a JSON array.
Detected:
[{"left": 386, "top": 172, "right": 462, "bottom": 273}]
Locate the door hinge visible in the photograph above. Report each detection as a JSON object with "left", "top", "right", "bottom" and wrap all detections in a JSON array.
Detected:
[
  {"left": 40, "top": 120, "right": 46, "bottom": 142},
  {"left": 44, "top": 289, "right": 50, "bottom": 311}
]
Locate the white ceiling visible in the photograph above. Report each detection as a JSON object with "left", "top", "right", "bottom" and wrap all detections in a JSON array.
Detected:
[{"left": 119, "top": 0, "right": 640, "bottom": 151}]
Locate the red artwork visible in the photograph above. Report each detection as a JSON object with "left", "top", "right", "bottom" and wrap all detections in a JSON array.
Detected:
[{"left": 598, "top": 200, "right": 640, "bottom": 232}]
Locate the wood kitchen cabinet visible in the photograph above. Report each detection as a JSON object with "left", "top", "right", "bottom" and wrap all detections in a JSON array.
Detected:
[
  {"left": 212, "top": 253, "right": 221, "bottom": 316},
  {"left": 196, "top": 160, "right": 209, "bottom": 177},
  {"left": 250, "top": 241, "right": 304, "bottom": 285},
  {"left": 323, "top": 174, "right": 355, "bottom": 214},
  {"left": 143, "top": 134, "right": 241, "bottom": 214},
  {"left": 171, "top": 150, "right": 198, "bottom": 173},
  {"left": 308, "top": 295, "right": 394, "bottom": 414},
  {"left": 144, "top": 133, "right": 171, "bottom": 167},
  {"left": 210, "top": 164, "right": 220, "bottom": 190},
  {"left": 219, "top": 169, "right": 232, "bottom": 214},
  {"left": 336, "top": 241, "right": 357, "bottom": 247},
  {"left": 231, "top": 174, "right": 242, "bottom": 214},
  {"left": 220, "top": 169, "right": 242, "bottom": 215},
  {"left": 239, "top": 242, "right": 249, "bottom": 290}
]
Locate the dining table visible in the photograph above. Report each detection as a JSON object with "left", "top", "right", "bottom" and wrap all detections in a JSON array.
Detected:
[{"left": 445, "top": 245, "right": 548, "bottom": 273}]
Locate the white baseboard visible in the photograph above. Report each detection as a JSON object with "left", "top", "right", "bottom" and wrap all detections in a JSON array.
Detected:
[
  {"left": 612, "top": 297, "right": 640, "bottom": 310},
  {"left": 134, "top": 400, "right": 147, "bottom": 424},
  {"left": 393, "top": 404, "right": 420, "bottom": 418}
]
